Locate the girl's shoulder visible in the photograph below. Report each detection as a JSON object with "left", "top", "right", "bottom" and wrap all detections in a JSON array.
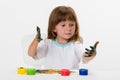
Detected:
[
  {"left": 72, "top": 41, "right": 85, "bottom": 52},
  {"left": 73, "top": 41, "right": 83, "bottom": 45},
  {"left": 42, "top": 38, "right": 54, "bottom": 44},
  {"left": 72, "top": 41, "right": 84, "bottom": 49}
]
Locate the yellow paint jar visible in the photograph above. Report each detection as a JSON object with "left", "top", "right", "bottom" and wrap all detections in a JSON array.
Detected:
[{"left": 17, "top": 67, "right": 26, "bottom": 74}]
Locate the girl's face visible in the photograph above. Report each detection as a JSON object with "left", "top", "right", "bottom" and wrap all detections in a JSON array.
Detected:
[{"left": 54, "top": 20, "right": 76, "bottom": 43}]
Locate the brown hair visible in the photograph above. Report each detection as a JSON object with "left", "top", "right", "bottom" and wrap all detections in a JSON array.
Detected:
[{"left": 47, "top": 6, "right": 82, "bottom": 42}]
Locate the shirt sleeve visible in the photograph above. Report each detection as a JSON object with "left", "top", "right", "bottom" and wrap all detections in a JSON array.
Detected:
[
  {"left": 74, "top": 42, "right": 88, "bottom": 64},
  {"left": 33, "top": 39, "right": 49, "bottom": 60}
]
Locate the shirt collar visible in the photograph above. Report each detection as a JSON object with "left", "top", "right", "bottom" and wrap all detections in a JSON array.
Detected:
[{"left": 53, "top": 39, "right": 72, "bottom": 48}]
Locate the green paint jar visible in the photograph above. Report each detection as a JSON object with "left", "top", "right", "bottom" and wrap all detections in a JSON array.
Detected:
[{"left": 27, "top": 68, "right": 36, "bottom": 75}]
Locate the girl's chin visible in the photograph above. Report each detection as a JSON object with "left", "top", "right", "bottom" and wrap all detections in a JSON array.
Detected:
[{"left": 63, "top": 37, "right": 72, "bottom": 40}]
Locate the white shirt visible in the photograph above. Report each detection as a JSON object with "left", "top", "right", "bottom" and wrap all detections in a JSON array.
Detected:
[{"left": 34, "top": 39, "right": 85, "bottom": 69}]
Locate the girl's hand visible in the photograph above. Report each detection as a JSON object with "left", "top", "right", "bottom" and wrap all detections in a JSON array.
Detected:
[
  {"left": 36, "top": 26, "right": 43, "bottom": 42},
  {"left": 84, "top": 41, "right": 99, "bottom": 57}
]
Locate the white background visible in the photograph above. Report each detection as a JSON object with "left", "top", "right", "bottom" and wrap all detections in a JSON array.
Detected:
[{"left": 0, "top": 0, "right": 120, "bottom": 77}]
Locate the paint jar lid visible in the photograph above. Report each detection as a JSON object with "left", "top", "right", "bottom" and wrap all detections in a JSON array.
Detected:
[
  {"left": 79, "top": 68, "right": 88, "bottom": 75},
  {"left": 61, "top": 69, "right": 70, "bottom": 76},
  {"left": 27, "top": 68, "right": 36, "bottom": 75},
  {"left": 17, "top": 67, "right": 26, "bottom": 74}
]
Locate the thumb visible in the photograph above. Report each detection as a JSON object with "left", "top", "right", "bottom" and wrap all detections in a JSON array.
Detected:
[
  {"left": 37, "top": 26, "right": 40, "bottom": 33},
  {"left": 93, "top": 41, "right": 99, "bottom": 49}
]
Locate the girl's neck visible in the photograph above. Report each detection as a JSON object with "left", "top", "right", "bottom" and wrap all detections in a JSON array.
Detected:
[{"left": 56, "top": 38, "right": 69, "bottom": 44}]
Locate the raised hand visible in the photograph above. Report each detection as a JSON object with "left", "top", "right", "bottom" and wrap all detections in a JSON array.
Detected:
[
  {"left": 85, "top": 41, "right": 99, "bottom": 57},
  {"left": 36, "top": 26, "right": 43, "bottom": 42}
]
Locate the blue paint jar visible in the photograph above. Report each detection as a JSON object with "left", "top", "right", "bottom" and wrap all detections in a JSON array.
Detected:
[{"left": 79, "top": 68, "right": 88, "bottom": 75}]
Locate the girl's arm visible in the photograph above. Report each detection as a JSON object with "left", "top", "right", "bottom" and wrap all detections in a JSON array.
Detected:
[
  {"left": 28, "top": 38, "right": 39, "bottom": 57},
  {"left": 28, "top": 26, "right": 42, "bottom": 58}
]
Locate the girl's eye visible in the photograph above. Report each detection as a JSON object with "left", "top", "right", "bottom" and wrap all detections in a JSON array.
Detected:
[
  {"left": 69, "top": 23, "right": 75, "bottom": 27},
  {"left": 61, "top": 24, "right": 65, "bottom": 27}
]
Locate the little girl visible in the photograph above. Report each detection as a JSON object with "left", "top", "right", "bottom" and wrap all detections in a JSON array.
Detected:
[{"left": 28, "top": 6, "right": 99, "bottom": 69}]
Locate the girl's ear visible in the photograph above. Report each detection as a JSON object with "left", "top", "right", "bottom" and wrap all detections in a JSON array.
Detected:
[{"left": 53, "top": 29, "right": 56, "bottom": 32}]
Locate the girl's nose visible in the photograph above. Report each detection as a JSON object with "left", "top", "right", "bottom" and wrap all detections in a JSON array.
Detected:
[{"left": 66, "top": 26, "right": 71, "bottom": 31}]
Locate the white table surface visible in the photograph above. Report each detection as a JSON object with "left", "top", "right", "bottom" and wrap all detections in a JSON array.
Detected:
[{"left": 1, "top": 67, "right": 120, "bottom": 80}]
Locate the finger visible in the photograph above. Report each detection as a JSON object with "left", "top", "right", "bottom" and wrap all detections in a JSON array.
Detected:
[
  {"left": 85, "top": 48, "right": 90, "bottom": 51},
  {"left": 93, "top": 41, "right": 99, "bottom": 49},
  {"left": 86, "top": 50, "right": 93, "bottom": 54},
  {"left": 90, "top": 46, "right": 94, "bottom": 51},
  {"left": 85, "top": 49, "right": 94, "bottom": 55},
  {"left": 85, "top": 52, "right": 89, "bottom": 54},
  {"left": 85, "top": 48, "right": 94, "bottom": 54},
  {"left": 85, "top": 55, "right": 92, "bottom": 57},
  {"left": 88, "top": 53, "right": 93, "bottom": 56},
  {"left": 85, "top": 51, "right": 93, "bottom": 55},
  {"left": 85, "top": 52, "right": 92, "bottom": 57},
  {"left": 85, "top": 52, "right": 89, "bottom": 57},
  {"left": 89, "top": 50, "right": 94, "bottom": 54}
]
